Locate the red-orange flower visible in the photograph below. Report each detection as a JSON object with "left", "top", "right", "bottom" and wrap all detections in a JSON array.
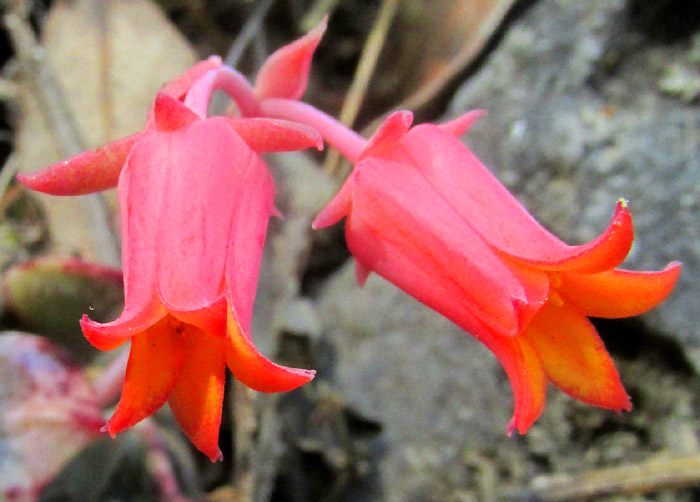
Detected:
[
  {"left": 313, "top": 111, "right": 681, "bottom": 434},
  {"left": 18, "top": 64, "right": 321, "bottom": 461}
]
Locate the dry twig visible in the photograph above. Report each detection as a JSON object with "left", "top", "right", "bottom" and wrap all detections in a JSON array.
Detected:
[
  {"left": 323, "top": 0, "right": 401, "bottom": 176},
  {"left": 507, "top": 454, "right": 700, "bottom": 501}
]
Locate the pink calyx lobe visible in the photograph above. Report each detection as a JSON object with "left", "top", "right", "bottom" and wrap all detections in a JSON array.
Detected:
[{"left": 254, "top": 19, "right": 327, "bottom": 101}]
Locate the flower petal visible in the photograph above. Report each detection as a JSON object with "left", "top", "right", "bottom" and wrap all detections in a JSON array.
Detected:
[
  {"left": 105, "top": 317, "right": 185, "bottom": 436},
  {"left": 254, "top": 19, "right": 326, "bottom": 100},
  {"left": 156, "top": 118, "right": 255, "bottom": 313},
  {"left": 503, "top": 257, "right": 550, "bottom": 330},
  {"left": 400, "top": 125, "right": 633, "bottom": 273},
  {"left": 168, "top": 294, "right": 228, "bottom": 338},
  {"left": 347, "top": 156, "right": 529, "bottom": 336},
  {"left": 17, "top": 133, "right": 141, "bottom": 195},
  {"left": 225, "top": 307, "right": 315, "bottom": 392},
  {"left": 558, "top": 261, "right": 681, "bottom": 318},
  {"left": 82, "top": 131, "right": 173, "bottom": 351},
  {"left": 223, "top": 117, "right": 322, "bottom": 153},
  {"left": 80, "top": 301, "right": 166, "bottom": 351},
  {"left": 524, "top": 301, "right": 631, "bottom": 411},
  {"left": 222, "top": 143, "right": 276, "bottom": 335},
  {"left": 482, "top": 334, "right": 546, "bottom": 435},
  {"left": 512, "top": 202, "right": 634, "bottom": 273},
  {"left": 168, "top": 326, "right": 226, "bottom": 462}
]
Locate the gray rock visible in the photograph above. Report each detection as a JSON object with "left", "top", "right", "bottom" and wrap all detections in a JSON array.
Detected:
[
  {"left": 317, "top": 263, "right": 514, "bottom": 502},
  {"left": 449, "top": 0, "right": 700, "bottom": 367}
]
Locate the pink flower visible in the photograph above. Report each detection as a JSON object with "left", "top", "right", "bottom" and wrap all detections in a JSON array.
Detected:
[
  {"left": 18, "top": 62, "right": 322, "bottom": 461},
  {"left": 313, "top": 111, "right": 681, "bottom": 434}
]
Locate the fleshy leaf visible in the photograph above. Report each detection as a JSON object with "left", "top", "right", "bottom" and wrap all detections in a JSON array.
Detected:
[
  {"left": 168, "top": 326, "right": 226, "bottom": 462},
  {"left": 400, "top": 125, "right": 633, "bottom": 273},
  {"left": 557, "top": 261, "right": 681, "bottom": 318},
  {"left": 4, "top": 258, "right": 123, "bottom": 355},
  {"left": 105, "top": 317, "right": 185, "bottom": 435},
  {"left": 524, "top": 302, "right": 631, "bottom": 411},
  {"left": 225, "top": 307, "right": 315, "bottom": 393},
  {"left": 254, "top": 19, "right": 326, "bottom": 100},
  {"left": 17, "top": 133, "right": 140, "bottom": 195},
  {"left": 224, "top": 117, "right": 323, "bottom": 153}
]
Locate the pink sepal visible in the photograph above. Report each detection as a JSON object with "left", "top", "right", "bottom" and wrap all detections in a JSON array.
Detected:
[
  {"left": 439, "top": 110, "right": 487, "bottom": 137},
  {"left": 224, "top": 117, "right": 323, "bottom": 153},
  {"left": 312, "top": 177, "right": 354, "bottom": 229},
  {"left": 254, "top": 19, "right": 327, "bottom": 100},
  {"left": 359, "top": 111, "right": 413, "bottom": 160},
  {"left": 17, "top": 133, "right": 141, "bottom": 195},
  {"left": 152, "top": 93, "right": 199, "bottom": 131}
]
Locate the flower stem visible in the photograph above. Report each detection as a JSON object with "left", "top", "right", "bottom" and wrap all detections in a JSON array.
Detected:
[
  {"left": 186, "top": 65, "right": 367, "bottom": 163},
  {"left": 260, "top": 98, "right": 366, "bottom": 162},
  {"left": 184, "top": 67, "right": 261, "bottom": 118}
]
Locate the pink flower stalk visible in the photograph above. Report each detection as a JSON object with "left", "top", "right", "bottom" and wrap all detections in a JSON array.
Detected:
[{"left": 18, "top": 60, "right": 322, "bottom": 461}]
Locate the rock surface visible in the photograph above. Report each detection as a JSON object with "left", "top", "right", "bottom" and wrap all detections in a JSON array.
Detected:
[
  {"left": 312, "top": 0, "right": 700, "bottom": 500},
  {"left": 448, "top": 0, "right": 700, "bottom": 366}
]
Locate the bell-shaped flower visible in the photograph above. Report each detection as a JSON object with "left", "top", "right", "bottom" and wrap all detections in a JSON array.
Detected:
[
  {"left": 313, "top": 110, "right": 681, "bottom": 434},
  {"left": 18, "top": 66, "right": 322, "bottom": 461}
]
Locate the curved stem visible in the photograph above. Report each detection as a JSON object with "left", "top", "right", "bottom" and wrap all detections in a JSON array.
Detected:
[
  {"left": 184, "top": 67, "right": 261, "bottom": 119},
  {"left": 184, "top": 66, "right": 367, "bottom": 164},
  {"left": 260, "top": 98, "right": 366, "bottom": 162}
]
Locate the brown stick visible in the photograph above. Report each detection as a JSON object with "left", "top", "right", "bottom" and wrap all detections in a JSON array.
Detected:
[
  {"left": 509, "top": 454, "right": 700, "bottom": 502},
  {"left": 323, "top": 0, "right": 401, "bottom": 176}
]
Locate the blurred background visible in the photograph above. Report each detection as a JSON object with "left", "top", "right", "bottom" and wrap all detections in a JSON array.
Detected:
[{"left": 0, "top": 0, "right": 699, "bottom": 501}]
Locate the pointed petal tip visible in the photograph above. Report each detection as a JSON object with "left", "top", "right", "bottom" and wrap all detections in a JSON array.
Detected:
[
  {"left": 153, "top": 92, "right": 199, "bottom": 131},
  {"left": 439, "top": 109, "right": 488, "bottom": 137},
  {"left": 355, "top": 261, "right": 371, "bottom": 287},
  {"left": 254, "top": 17, "right": 326, "bottom": 100},
  {"left": 99, "top": 423, "right": 114, "bottom": 437},
  {"left": 360, "top": 111, "right": 413, "bottom": 159},
  {"left": 208, "top": 448, "right": 224, "bottom": 463},
  {"left": 312, "top": 178, "right": 353, "bottom": 229},
  {"left": 80, "top": 315, "right": 129, "bottom": 351},
  {"left": 223, "top": 117, "right": 323, "bottom": 153},
  {"left": 17, "top": 133, "right": 140, "bottom": 195}
]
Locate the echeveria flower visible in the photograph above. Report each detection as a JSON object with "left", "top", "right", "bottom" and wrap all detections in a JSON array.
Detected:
[
  {"left": 19, "top": 66, "right": 321, "bottom": 461},
  {"left": 312, "top": 111, "right": 681, "bottom": 434}
]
